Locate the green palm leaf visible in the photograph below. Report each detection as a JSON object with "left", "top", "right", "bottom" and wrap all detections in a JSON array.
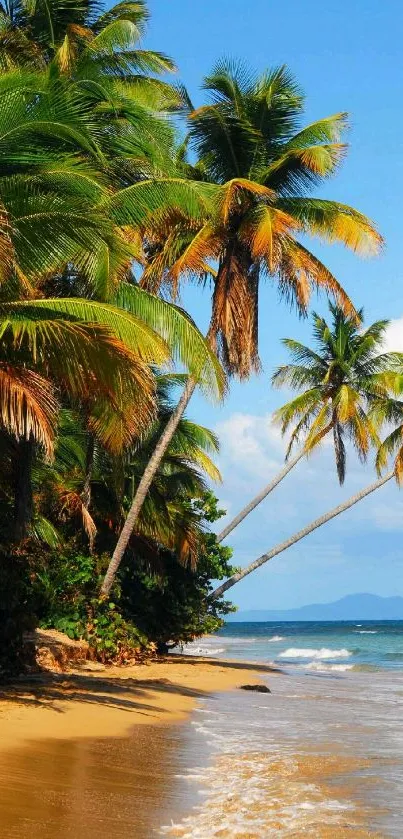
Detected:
[{"left": 115, "top": 283, "right": 225, "bottom": 398}]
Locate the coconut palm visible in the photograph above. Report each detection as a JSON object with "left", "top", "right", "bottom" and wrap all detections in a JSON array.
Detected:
[
  {"left": 32, "top": 376, "right": 220, "bottom": 565},
  {"left": 144, "top": 61, "right": 382, "bottom": 376},
  {"left": 0, "top": 0, "right": 174, "bottom": 77},
  {"left": 0, "top": 66, "right": 223, "bottom": 388},
  {"left": 0, "top": 0, "right": 181, "bottom": 173},
  {"left": 210, "top": 468, "right": 395, "bottom": 601},
  {"left": 100, "top": 62, "right": 383, "bottom": 595},
  {"left": 210, "top": 313, "right": 403, "bottom": 600},
  {"left": 0, "top": 295, "right": 177, "bottom": 539},
  {"left": 217, "top": 304, "right": 402, "bottom": 543}
]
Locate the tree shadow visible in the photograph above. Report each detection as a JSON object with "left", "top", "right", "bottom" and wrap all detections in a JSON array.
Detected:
[
  {"left": 0, "top": 671, "right": 206, "bottom": 715},
  {"left": 0, "top": 657, "right": 282, "bottom": 717},
  {"left": 0, "top": 661, "right": 260, "bottom": 715}
]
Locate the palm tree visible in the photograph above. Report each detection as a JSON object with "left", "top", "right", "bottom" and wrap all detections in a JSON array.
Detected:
[
  {"left": 0, "top": 0, "right": 181, "bottom": 174},
  {"left": 0, "top": 295, "right": 176, "bottom": 539},
  {"left": 210, "top": 315, "right": 403, "bottom": 600},
  {"left": 32, "top": 376, "right": 221, "bottom": 563},
  {"left": 217, "top": 304, "right": 400, "bottom": 542},
  {"left": 210, "top": 469, "right": 394, "bottom": 601},
  {"left": 144, "top": 61, "right": 382, "bottom": 376},
  {"left": 100, "top": 62, "right": 382, "bottom": 595},
  {"left": 0, "top": 0, "right": 174, "bottom": 77}
]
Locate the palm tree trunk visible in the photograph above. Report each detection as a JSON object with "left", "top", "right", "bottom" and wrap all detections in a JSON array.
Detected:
[
  {"left": 210, "top": 470, "right": 394, "bottom": 600},
  {"left": 100, "top": 376, "right": 197, "bottom": 596},
  {"left": 13, "top": 437, "right": 34, "bottom": 542},
  {"left": 82, "top": 433, "right": 95, "bottom": 510},
  {"left": 217, "top": 448, "right": 305, "bottom": 543}
]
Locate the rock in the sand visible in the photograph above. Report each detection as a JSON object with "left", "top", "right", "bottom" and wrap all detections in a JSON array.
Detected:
[{"left": 239, "top": 683, "right": 271, "bottom": 693}]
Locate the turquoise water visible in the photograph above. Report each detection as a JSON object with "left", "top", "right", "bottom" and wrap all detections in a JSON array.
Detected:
[
  {"left": 162, "top": 622, "right": 403, "bottom": 837},
  {"left": 183, "top": 619, "right": 403, "bottom": 671}
]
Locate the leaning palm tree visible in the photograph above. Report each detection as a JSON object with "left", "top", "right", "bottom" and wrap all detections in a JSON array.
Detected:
[
  {"left": 210, "top": 468, "right": 395, "bottom": 601},
  {"left": 211, "top": 331, "right": 403, "bottom": 601},
  {"left": 33, "top": 376, "right": 220, "bottom": 563},
  {"left": 217, "top": 304, "right": 399, "bottom": 543},
  {"left": 100, "top": 61, "right": 382, "bottom": 596}
]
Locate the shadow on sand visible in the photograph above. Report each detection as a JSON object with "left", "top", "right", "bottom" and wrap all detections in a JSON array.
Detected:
[{"left": 0, "top": 655, "right": 281, "bottom": 715}]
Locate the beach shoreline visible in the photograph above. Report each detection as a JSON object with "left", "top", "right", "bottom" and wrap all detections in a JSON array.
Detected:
[
  {"left": 0, "top": 655, "right": 277, "bottom": 838},
  {"left": 0, "top": 654, "right": 274, "bottom": 752}
]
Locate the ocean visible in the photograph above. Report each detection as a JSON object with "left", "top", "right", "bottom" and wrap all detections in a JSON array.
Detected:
[{"left": 160, "top": 621, "right": 403, "bottom": 837}]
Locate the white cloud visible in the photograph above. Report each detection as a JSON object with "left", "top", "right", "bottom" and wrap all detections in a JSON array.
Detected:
[
  {"left": 382, "top": 317, "right": 403, "bottom": 352},
  {"left": 215, "top": 412, "right": 286, "bottom": 481}
]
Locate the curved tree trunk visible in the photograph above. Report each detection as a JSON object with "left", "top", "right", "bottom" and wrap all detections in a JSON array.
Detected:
[
  {"left": 217, "top": 448, "right": 305, "bottom": 543},
  {"left": 100, "top": 376, "right": 198, "bottom": 597},
  {"left": 210, "top": 471, "right": 394, "bottom": 601}
]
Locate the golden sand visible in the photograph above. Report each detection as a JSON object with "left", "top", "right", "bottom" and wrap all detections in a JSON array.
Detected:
[
  {"left": 0, "top": 656, "right": 271, "bottom": 750},
  {"left": 0, "top": 656, "right": 271, "bottom": 838},
  {"left": 0, "top": 657, "right": 384, "bottom": 838}
]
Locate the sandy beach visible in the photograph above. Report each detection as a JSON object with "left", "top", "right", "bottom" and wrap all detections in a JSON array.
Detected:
[
  {"left": 0, "top": 655, "right": 271, "bottom": 748},
  {"left": 0, "top": 655, "right": 272, "bottom": 838}
]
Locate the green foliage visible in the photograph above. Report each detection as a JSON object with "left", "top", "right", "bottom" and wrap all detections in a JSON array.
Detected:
[
  {"left": 33, "top": 549, "right": 148, "bottom": 662},
  {"left": 29, "top": 493, "right": 235, "bottom": 659},
  {"left": 120, "top": 492, "right": 237, "bottom": 650},
  {"left": 0, "top": 549, "right": 37, "bottom": 678},
  {"left": 273, "top": 303, "right": 403, "bottom": 483}
]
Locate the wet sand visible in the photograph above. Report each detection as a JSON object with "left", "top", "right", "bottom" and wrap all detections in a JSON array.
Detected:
[{"left": 0, "top": 656, "right": 271, "bottom": 837}]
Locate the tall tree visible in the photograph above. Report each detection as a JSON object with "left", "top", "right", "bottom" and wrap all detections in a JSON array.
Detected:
[
  {"left": 217, "top": 304, "right": 400, "bottom": 542},
  {"left": 210, "top": 322, "right": 403, "bottom": 599},
  {"left": 101, "top": 61, "right": 382, "bottom": 595}
]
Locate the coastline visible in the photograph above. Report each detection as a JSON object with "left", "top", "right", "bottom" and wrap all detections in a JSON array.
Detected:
[
  {"left": 0, "top": 655, "right": 275, "bottom": 838},
  {"left": 0, "top": 655, "right": 274, "bottom": 751},
  {"left": 0, "top": 654, "right": 394, "bottom": 837}
]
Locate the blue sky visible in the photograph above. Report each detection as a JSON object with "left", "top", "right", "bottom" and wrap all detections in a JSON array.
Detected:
[{"left": 143, "top": 1, "right": 403, "bottom": 610}]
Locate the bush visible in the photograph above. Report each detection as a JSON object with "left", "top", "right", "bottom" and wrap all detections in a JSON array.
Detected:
[
  {"left": 33, "top": 550, "right": 149, "bottom": 663},
  {"left": 28, "top": 494, "right": 236, "bottom": 662},
  {"left": 120, "top": 493, "right": 237, "bottom": 652}
]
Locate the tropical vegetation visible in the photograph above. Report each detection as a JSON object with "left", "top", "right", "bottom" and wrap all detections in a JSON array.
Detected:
[{"left": 0, "top": 0, "right": 400, "bottom": 676}]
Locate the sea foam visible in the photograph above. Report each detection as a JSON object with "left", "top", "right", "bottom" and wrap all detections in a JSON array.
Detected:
[{"left": 278, "top": 647, "right": 352, "bottom": 660}]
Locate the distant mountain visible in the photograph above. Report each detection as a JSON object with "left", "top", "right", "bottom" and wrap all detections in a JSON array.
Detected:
[{"left": 227, "top": 594, "right": 403, "bottom": 622}]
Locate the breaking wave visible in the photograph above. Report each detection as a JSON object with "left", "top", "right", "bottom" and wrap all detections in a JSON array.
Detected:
[{"left": 278, "top": 647, "right": 352, "bottom": 660}]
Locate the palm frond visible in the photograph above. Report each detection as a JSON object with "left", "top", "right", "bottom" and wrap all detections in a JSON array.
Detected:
[{"left": 116, "top": 283, "right": 225, "bottom": 399}]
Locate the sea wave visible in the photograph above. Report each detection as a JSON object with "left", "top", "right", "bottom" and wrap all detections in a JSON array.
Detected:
[
  {"left": 267, "top": 635, "right": 285, "bottom": 642},
  {"left": 354, "top": 630, "right": 378, "bottom": 634},
  {"left": 304, "top": 662, "right": 355, "bottom": 672},
  {"left": 278, "top": 647, "right": 352, "bottom": 660},
  {"left": 180, "top": 645, "right": 226, "bottom": 656}
]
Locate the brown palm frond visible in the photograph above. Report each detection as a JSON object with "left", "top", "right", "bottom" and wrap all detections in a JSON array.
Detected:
[
  {"left": 211, "top": 250, "right": 260, "bottom": 378},
  {"left": 218, "top": 178, "right": 276, "bottom": 224},
  {"left": 0, "top": 364, "right": 58, "bottom": 457},
  {"left": 277, "top": 238, "right": 357, "bottom": 318}
]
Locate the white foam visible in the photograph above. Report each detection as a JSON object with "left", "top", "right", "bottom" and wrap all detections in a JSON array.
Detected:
[
  {"left": 304, "top": 662, "right": 354, "bottom": 672},
  {"left": 179, "top": 645, "right": 226, "bottom": 656},
  {"left": 355, "top": 630, "right": 378, "bottom": 634},
  {"left": 267, "top": 635, "right": 285, "bottom": 642},
  {"left": 278, "top": 647, "right": 352, "bottom": 660}
]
